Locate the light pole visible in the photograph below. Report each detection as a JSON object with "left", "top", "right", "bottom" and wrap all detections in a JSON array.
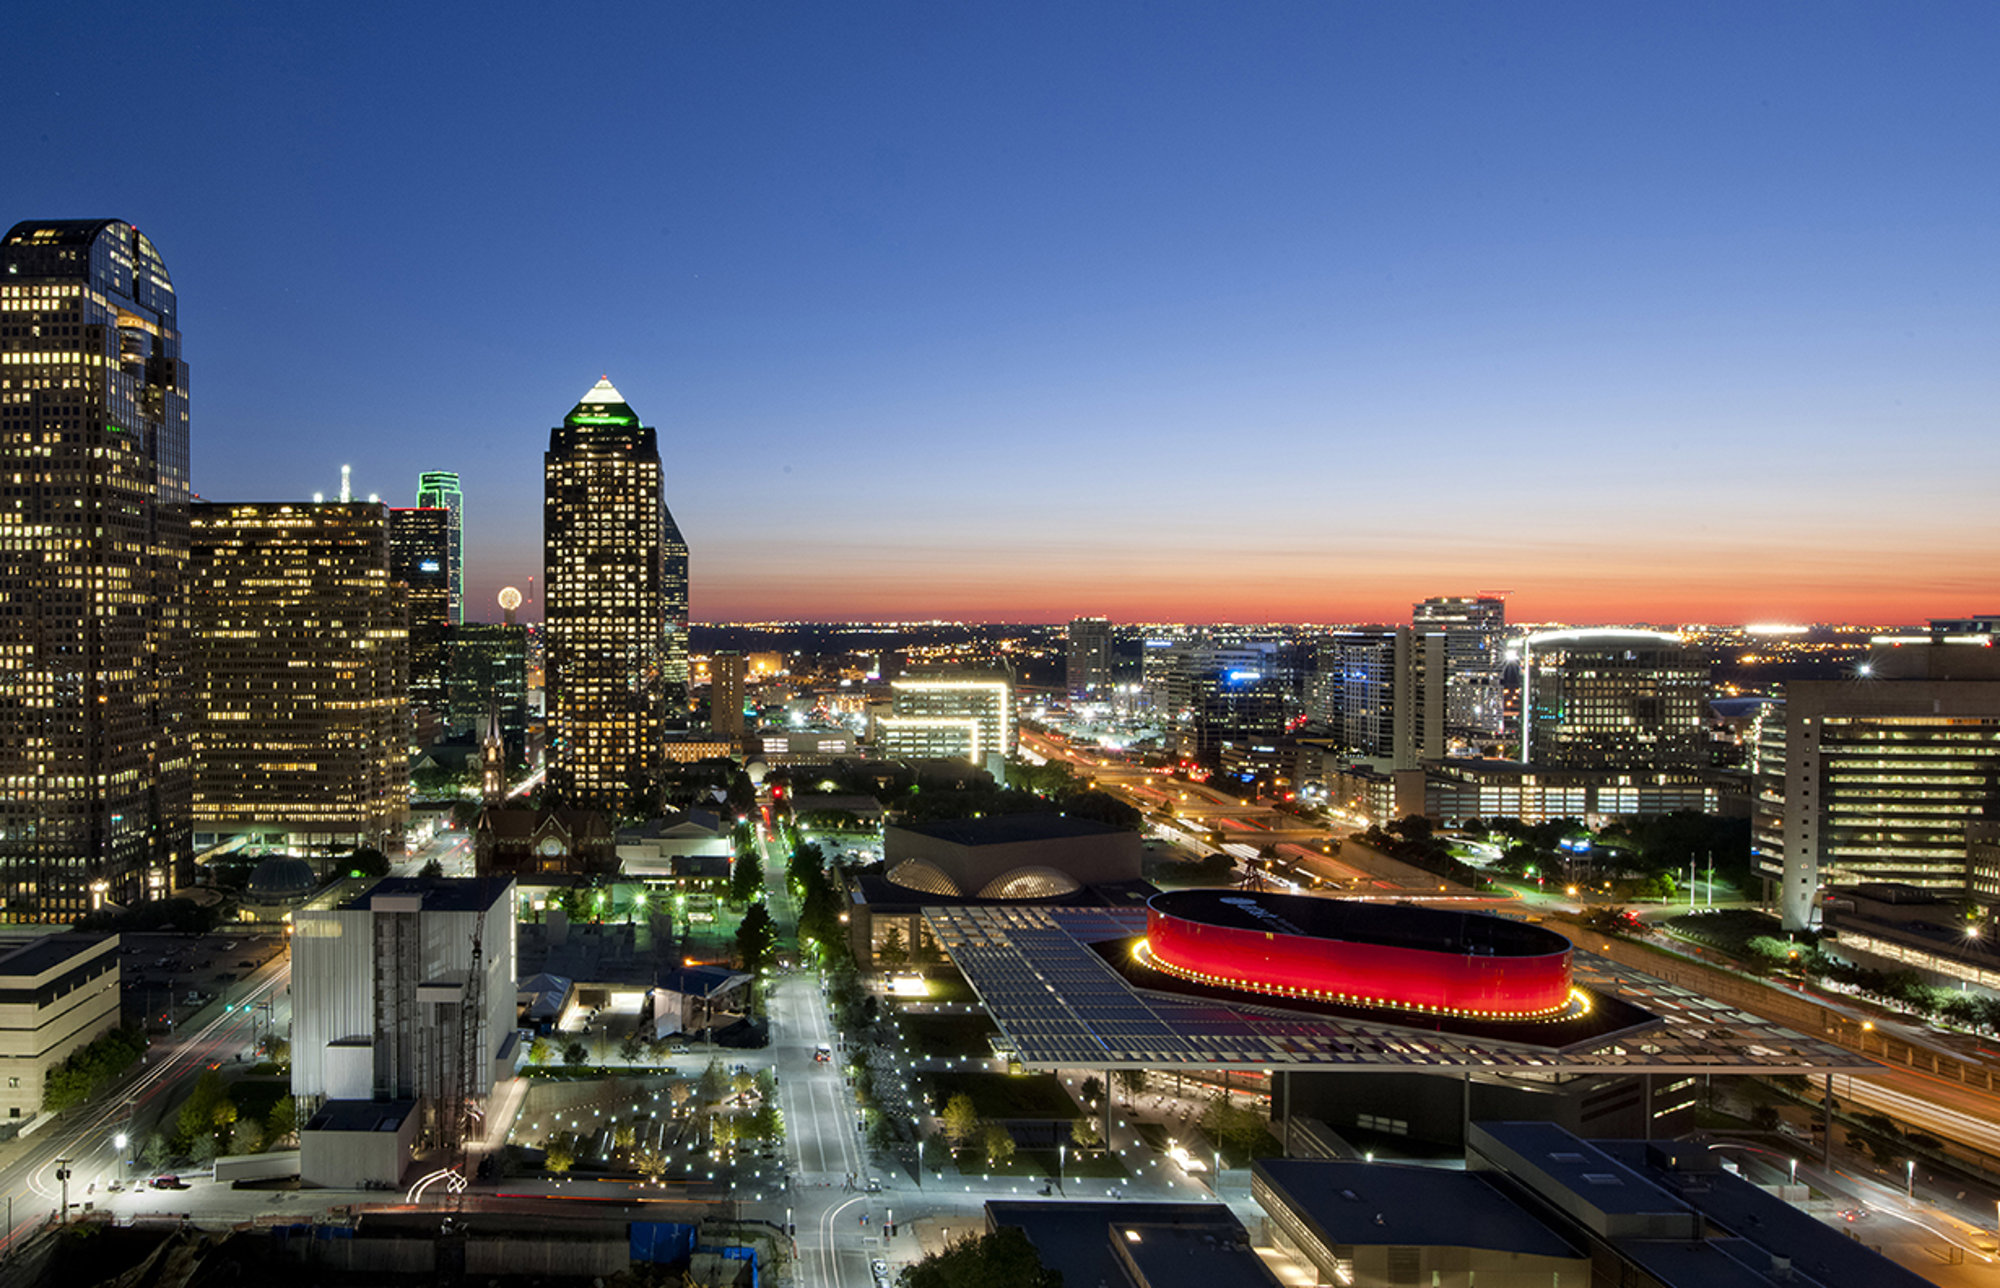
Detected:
[
  {"left": 1788, "top": 1157, "right": 1797, "bottom": 1187},
  {"left": 1905, "top": 1158, "right": 1915, "bottom": 1201},
  {"left": 1058, "top": 1143, "right": 1065, "bottom": 1194}
]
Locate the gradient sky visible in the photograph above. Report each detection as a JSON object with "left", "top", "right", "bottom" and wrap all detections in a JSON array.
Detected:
[{"left": 9, "top": 4, "right": 1997, "bottom": 625}]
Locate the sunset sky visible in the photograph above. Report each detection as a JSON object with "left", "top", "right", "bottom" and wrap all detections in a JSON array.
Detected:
[{"left": 8, "top": 4, "right": 1996, "bottom": 625}]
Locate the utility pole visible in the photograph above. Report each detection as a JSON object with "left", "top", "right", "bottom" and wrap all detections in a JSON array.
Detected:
[{"left": 54, "top": 1158, "right": 72, "bottom": 1223}]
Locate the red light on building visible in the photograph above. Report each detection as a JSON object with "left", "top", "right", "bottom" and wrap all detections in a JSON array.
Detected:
[{"left": 1142, "top": 889, "right": 1573, "bottom": 1021}]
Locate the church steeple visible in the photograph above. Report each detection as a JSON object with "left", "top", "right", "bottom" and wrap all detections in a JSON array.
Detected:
[{"left": 480, "top": 697, "right": 506, "bottom": 808}]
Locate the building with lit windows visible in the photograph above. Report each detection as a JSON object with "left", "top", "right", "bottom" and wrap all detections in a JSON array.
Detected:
[
  {"left": 0, "top": 219, "right": 191, "bottom": 920},
  {"left": 1310, "top": 628, "right": 1445, "bottom": 769},
  {"left": 0, "top": 930, "right": 119, "bottom": 1124},
  {"left": 188, "top": 502, "right": 409, "bottom": 853},
  {"left": 387, "top": 506, "right": 452, "bottom": 724},
  {"left": 544, "top": 378, "right": 668, "bottom": 812},
  {"left": 710, "top": 651, "right": 747, "bottom": 742},
  {"left": 662, "top": 503, "right": 690, "bottom": 703},
  {"left": 875, "top": 670, "right": 1014, "bottom": 766},
  {"left": 447, "top": 623, "right": 529, "bottom": 764},
  {"left": 1413, "top": 595, "right": 1507, "bottom": 748},
  {"left": 414, "top": 471, "right": 463, "bottom": 624},
  {"left": 1757, "top": 636, "right": 2000, "bottom": 929},
  {"left": 1066, "top": 616, "right": 1112, "bottom": 701},
  {"left": 1521, "top": 630, "right": 1708, "bottom": 771}
]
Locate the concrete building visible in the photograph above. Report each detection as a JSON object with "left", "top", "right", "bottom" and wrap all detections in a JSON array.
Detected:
[
  {"left": 1521, "top": 630, "right": 1708, "bottom": 770},
  {"left": 188, "top": 502, "right": 409, "bottom": 854},
  {"left": 883, "top": 813, "right": 1141, "bottom": 899},
  {"left": 752, "top": 727, "right": 858, "bottom": 763},
  {"left": 299, "top": 1098, "right": 420, "bottom": 1190},
  {"left": 544, "top": 377, "right": 669, "bottom": 812},
  {"left": 615, "top": 809, "right": 732, "bottom": 876},
  {"left": 0, "top": 931, "right": 119, "bottom": 1123},
  {"left": 1423, "top": 760, "right": 1728, "bottom": 826},
  {"left": 876, "top": 670, "right": 1014, "bottom": 766},
  {"left": 387, "top": 505, "right": 453, "bottom": 725},
  {"left": 1066, "top": 616, "right": 1113, "bottom": 701},
  {"left": 0, "top": 219, "right": 191, "bottom": 919},
  {"left": 291, "top": 877, "right": 517, "bottom": 1155},
  {"left": 1758, "top": 636, "right": 2000, "bottom": 929},
  {"left": 1413, "top": 595, "right": 1507, "bottom": 748},
  {"left": 1252, "top": 1122, "right": 1926, "bottom": 1288}
]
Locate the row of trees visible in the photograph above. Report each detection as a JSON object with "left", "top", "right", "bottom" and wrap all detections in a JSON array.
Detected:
[
  {"left": 131, "top": 1069, "right": 298, "bottom": 1169},
  {"left": 42, "top": 1026, "right": 148, "bottom": 1113},
  {"left": 789, "top": 841, "right": 848, "bottom": 959}
]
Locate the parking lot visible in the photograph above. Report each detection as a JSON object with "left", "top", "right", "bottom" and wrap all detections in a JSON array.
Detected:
[{"left": 119, "top": 931, "right": 288, "bottom": 1033}]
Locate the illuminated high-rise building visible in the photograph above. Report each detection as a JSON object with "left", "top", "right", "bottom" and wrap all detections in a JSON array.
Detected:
[
  {"left": 189, "top": 502, "right": 409, "bottom": 853},
  {"left": 0, "top": 219, "right": 191, "bottom": 919},
  {"left": 448, "top": 622, "right": 529, "bottom": 763},
  {"left": 662, "top": 510, "right": 690, "bottom": 706},
  {"left": 1066, "top": 616, "right": 1112, "bottom": 701},
  {"left": 387, "top": 506, "right": 452, "bottom": 722},
  {"left": 1413, "top": 595, "right": 1506, "bottom": 748},
  {"left": 1520, "top": 629, "right": 1707, "bottom": 771},
  {"left": 415, "top": 470, "right": 463, "bottom": 624},
  {"left": 544, "top": 378, "right": 667, "bottom": 811},
  {"left": 711, "top": 651, "right": 748, "bottom": 742}
]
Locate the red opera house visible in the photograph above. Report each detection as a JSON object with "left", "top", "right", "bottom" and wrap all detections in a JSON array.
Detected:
[{"left": 1140, "top": 889, "right": 1575, "bottom": 1021}]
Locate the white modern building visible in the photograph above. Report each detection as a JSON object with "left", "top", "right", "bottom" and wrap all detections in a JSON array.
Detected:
[
  {"left": 876, "top": 670, "right": 1015, "bottom": 766},
  {"left": 292, "top": 877, "right": 518, "bottom": 1165}
]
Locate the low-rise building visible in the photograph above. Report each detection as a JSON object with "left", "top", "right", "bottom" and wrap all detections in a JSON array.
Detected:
[
  {"left": 476, "top": 808, "right": 616, "bottom": 876},
  {"left": 0, "top": 931, "right": 119, "bottom": 1124}
]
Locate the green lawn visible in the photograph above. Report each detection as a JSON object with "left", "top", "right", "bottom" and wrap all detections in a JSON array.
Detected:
[{"left": 928, "top": 1071, "right": 1080, "bottom": 1120}]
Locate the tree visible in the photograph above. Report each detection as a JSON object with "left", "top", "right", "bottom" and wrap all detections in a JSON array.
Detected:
[
  {"left": 613, "top": 1122, "right": 638, "bottom": 1153},
  {"left": 736, "top": 901, "right": 777, "bottom": 973},
  {"left": 266, "top": 1097, "right": 300, "bottom": 1147},
  {"left": 1070, "top": 1117, "right": 1102, "bottom": 1149},
  {"left": 899, "top": 1225, "right": 1059, "bottom": 1288},
  {"left": 731, "top": 1069, "right": 757, "bottom": 1102},
  {"left": 1079, "top": 1076, "right": 1103, "bottom": 1108},
  {"left": 711, "top": 1113, "right": 739, "bottom": 1153},
  {"left": 266, "top": 1036, "right": 291, "bottom": 1067},
  {"left": 877, "top": 926, "right": 910, "bottom": 967},
  {"left": 544, "top": 1133, "right": 576, "bottom": 1174},
  {"left": 418, "top": 857, "right": 445, "bottom": 880},
  {"left": 982, "top": 1123, "right": 1016, "bottom": 1168},
  {"left": 562, "top": 1040, "right": 588, "bottom": 1066},
  {"left": 529, "top": 1036, "right": 555, "bottom": 1065},
  {"left": 348, "top": 846, "right": 391, "bottom": 877},
  {"left": 1114, "top": 1068, "right": 1148, "bottom": 1104},
  {"left": 635, "top": 1146, "right": 667, "bottom": 1178},
  {"left": 699, "top": 1057, "right": 728, "bottom": 1104},
  {"left": 141, "top": 1134, "right": 172, "bottom": 1171},
  {"left": 618, "top": 1033, "right": 647, "bottom": 1064},
  {"left": 941, "top": 1093, "right": 981, "bottom": 1148},
  {"left": 731, "top": 847, "right": 765, "bottom": 905},
  {"left": 230, "top": 1118, "right": 265, "bottom": 1156}
]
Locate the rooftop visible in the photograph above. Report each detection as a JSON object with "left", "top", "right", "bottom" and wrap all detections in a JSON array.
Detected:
[
  {"left": 926, "top": 905, "right": 1877, "bottom": 1073},
  {"left": 986, "top": 1200, "right": 1246, "bottom": 1288},
  {"left": 892, "top": 813, "right": 1127, "bottom": 847},
  {"left": 1253, "top": 1158, "right": 1580, "bottom": 1259},
  {"left": 303, "top": 1099, "right": 418, "bottom": 1134},
  {"left": 345, "top": 876, "right": 514, "bottom": 914},
  {"left": 0, "top": 932, "right": 113, "bottom": 981}
]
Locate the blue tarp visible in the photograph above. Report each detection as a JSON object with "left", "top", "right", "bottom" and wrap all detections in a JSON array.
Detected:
[
  {"left": 630, "top": 1221, "right": 699, "bottom": 1264},
  {"left": 718, "top": 1244, "right": 760, "bottom": 1288}
]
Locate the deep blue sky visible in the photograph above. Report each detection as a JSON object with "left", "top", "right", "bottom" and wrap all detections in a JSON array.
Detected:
[{"left": 10, "top": 3, "right": 1998, "bottom": 623}]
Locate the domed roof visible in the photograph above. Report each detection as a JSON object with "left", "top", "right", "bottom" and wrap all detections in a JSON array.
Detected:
[
  {"left": 247, "top": 855, "right": 318, "bottom": 901},
  {"left": 976, "top": 867, "right": 1083, "bottom": 900},
  {"left": 886, "top": 858, "right": 962, "bottom": 898}
]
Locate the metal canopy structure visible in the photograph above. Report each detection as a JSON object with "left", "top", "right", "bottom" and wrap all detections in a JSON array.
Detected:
[{"left": 924, "top": 905, "right": 1876, "bottom": 1075}]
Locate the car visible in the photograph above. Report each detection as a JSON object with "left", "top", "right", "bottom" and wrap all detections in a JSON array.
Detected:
[
  {"left": 150, "top": 1174, "right": 185, "bottom": 1190},
  {"left": 237, "top": 960, "right": 255, "bottom": 969},
  {"left": 814, "top": 1043, "right": 832, "bottom": 1062},
  {"left": 1838, "top": 1208, "right": 1869, "bottom": 1222}
]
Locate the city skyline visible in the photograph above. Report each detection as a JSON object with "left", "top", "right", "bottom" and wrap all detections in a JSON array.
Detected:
[{"left": 7, "top": 6, "right": 1996, "bottom": 624}]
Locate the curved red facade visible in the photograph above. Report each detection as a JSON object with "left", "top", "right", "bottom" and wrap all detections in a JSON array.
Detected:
[{"left": 1142, "top": 890, "right": 1573, "bottom": 1020}]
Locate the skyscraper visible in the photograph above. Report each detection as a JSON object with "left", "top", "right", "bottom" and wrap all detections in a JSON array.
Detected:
[
  {"left": 544, "top": 378, "right": 666, "bottom": 811},
  {"left": 388, "top": 505, "right": 452, "bottom": 724},
  {"left": 415, "top": 470, "right": 464, "bottom": 624},
  {"left": 448, "top": 622, "right": 529, "bottom": 763},
  {"left": 0, "top": 219, "right": 191, "bottom": 919},
  {"left": 711, "top": 651, "right": 748, "bottom": 742},
  {"left": 1413, "top": 595, "right": 1507, "bottom": 748},
  {"left": 1066, "top": 616, "right": 1112, "bottom": 701},
  {"left": 662, "top": 501, "right": 690, "bottom": 704},
  {"left": 189, "top": 502, "right": 409, "bottom": 854}
]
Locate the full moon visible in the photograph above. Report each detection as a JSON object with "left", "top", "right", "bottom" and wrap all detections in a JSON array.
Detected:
[{"left": 498, "top": 586, "right": 523, "bottom": 611}]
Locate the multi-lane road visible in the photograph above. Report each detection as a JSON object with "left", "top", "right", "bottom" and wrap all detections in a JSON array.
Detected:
[{"left": 0, "top": 948, "right": 291, "bottom": 1251}]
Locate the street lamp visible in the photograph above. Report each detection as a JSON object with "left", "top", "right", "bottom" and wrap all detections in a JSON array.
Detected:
[
  {"left": 1905, "top": 1158, "right": 1916, "bottom": 1200},
  {"left": 1058, "top": 1143, "right": 1065, "bottom": 1194}
]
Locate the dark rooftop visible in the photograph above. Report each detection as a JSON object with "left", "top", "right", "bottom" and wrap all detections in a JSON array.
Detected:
[
  {"left": 304, "top": 1099, "right": 418, "bottom": 1134},
  {"left": 1253, "top": 1158, "right": 1581, "bottom": 1259},
  {"left": 345, "top": 876, "right": 514, "bottom": 913},
  {"left": 892, "top": 813, "right": 1128, "bottom": 846},
  {"left": 0, "top": 932, "right": 113, "bottom": 980},
  {"left": 986, "top": 1200, "right": 1244, "bottom": 1288}
]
